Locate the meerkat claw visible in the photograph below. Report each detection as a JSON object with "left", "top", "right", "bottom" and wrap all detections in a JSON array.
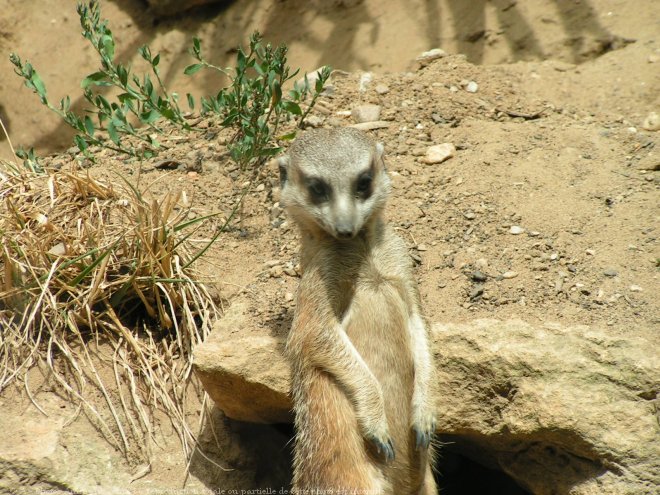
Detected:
[
  {"left": 413, "top": 422, "right": 435, "bottom": 451},
  {"left": 367, "top": 434, "right": 395, "bottom": 463}
]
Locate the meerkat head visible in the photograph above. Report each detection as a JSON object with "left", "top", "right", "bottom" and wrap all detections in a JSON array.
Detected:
[{"left": 277, "top": 127, "right": 392, "bottom": 240}]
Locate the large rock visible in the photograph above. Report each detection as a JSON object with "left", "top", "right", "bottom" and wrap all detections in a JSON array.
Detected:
[
  {"left": 432, "top": 320, "right": 659, "bottom": 495},
  {"left": 193, "top": 313, "right": 659, "bottom": 495},
  {"left": 0, "top": 393, "right": 132, "bottom": 495},
  {"left": 193, "top": 301, "right": 293, "bottom": 423}
]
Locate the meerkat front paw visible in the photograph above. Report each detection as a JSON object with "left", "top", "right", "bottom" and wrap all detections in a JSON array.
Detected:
[
  {"left": 365, "top": 425, "right": 395, "bottom": 463},
  {"left": 412, "top": 406, "right": 436, "bottom": 451},
  {"left": 359, "top": 402, "right": 395, "bottom": 462}
]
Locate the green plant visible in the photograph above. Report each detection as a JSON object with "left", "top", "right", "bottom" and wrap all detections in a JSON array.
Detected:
[
  {"left": 187, "top": 33, "right": 331, "bottom": 170},
  {"left": 10, "top": 1, "right": 330, "bottom": 170},
  {"left": 14, "top": 147, "right": 43, "bottom": 173},
  {"left": 9, "top": 0, "right": 193, "bottom": 161}
]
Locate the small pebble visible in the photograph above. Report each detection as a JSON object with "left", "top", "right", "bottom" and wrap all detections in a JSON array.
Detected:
[
  {"left": 269, "top": 265, "right": 284, "bottom": 278},
  {"left": 375, "top": 83, "right": 390, "bottom": 95},
  {"left": 472, "top": 271, "right": 487, "bottom": 282},
  {"left": 642, "top": 112, "right": 660, "bottom": 132},
  {"left": 284, "top": 292, "right": 294, "bottom": 302},
  {"left": 270, "top": 205, "right": 282, "bottom": 220},
  {"left": 358, "top": 72, "right": 373, "bottom": 92},
  {"left": 469, "top": 284, "right": 484, "bottom": 300},
  {"left": 283, "top": 267, "right": 298, "bottom": 277},
  {"left": 352, "top": 104, "right": 382, "bottom": 123},
  {"left": 304, "top": 115, "right": 324, "bottom": 127},
  {"left": 417, "top": 244, "right": 429, "bottom": 251},
  {"left": 464, "top": 211, "right": 476, "bottom": 220},
  {"left": 586, "top": 249, "right": 595, "bottom": 256},
  {"left": 423, "top": 143, "right": 456, "bottom": 164},
  {"left": 501, "top": 271, "right": 518, "bottom": 279},
  {"left": 416, "top": 48, "right": 447, "bottom": 62},
  {"left": 465, "top": 81, "right": 479, "bottom": 93},
  {"left": 509, "top": 225, "right": 525, "bottom": 235},
  {"left": 629, "top": 285, "right": 643, "bottom": 292},
  {"left": 567, "top": 264, "right": 577, "bottom": 273},
  {"left": 603, "top": 268, "right": 618, "bottom": 277},
  {"left": 351, "top": 121, "right": 390, "bottom": 131}
]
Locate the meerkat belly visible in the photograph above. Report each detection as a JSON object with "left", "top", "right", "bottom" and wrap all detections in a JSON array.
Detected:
[
  {"left": 345, "top": 279, "right": 414, "bottom": 394},
  {"left": 345, "top": 279, "right": 417, "bottom": 485}
]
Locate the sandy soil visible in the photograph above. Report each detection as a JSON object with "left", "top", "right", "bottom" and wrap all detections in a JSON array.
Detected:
[
  {"left": 2, "top": 0, "right": 658, "bottom": 161},
  {"left": 0, "top": 0, "right": 658, "bottom": 494}
]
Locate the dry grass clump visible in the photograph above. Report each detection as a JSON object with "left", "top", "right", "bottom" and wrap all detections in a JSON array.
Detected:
[{"left": 0, "top": 161, "right": 220, "bottom": 460}]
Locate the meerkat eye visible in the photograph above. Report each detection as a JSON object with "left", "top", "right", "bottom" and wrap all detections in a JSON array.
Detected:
[
  {"left": 306, "top": 178, "right": 330, "bottom": 203},
  {"left": 355, "top": 171, "right": 373, "bottom": 198}
]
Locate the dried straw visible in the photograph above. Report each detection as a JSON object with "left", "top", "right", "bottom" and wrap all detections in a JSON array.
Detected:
[{"left": 0, "top": 162, "right": 220, "bottom": 461}]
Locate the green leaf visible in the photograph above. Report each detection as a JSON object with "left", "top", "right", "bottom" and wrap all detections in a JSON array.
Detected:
[
  {"left": 95, "top": 95, "right": 112, "bottom": 112},
  {"left": 152, "top": 53, "right": 160, "bottom": 67},
  {"left": 187, "top": 93, "right": 195, "bottom": 110},
  {"left": 237, "top": 48, "right": 247, "bottom": 71},
  {"left": 74, "top": 135, "right": 89, "bottom": 153},
  {"left": 100, "top": 34, "right": 115, "bottom": 60},
  {"left": 160, "top": 107, "right": 176, "bottom": 121},
  {"left": 107, "top": 121, "right": 119, "bottom": 144},
  {"left": 260, "top": 146, "right": 281, "bottom": 157},
  {"left": 30, "top": 71, "right": 47, "bottom": 98},
  {"left": 117, "top": 92, "right": 134, "bottom": 105},
  {"left": 184, "top": 63, "right": 203, "bottom": 75},
  {"left": 81, "top": 71, "right": 107, "bottom": 88},
  {"left": 281, "top": 101, "right": 302, "bottom": 115},
  {"left": 84, "top": 115, "right": 95, "bottom": 136},
  {"left": 60, "top": 95, "right": 71, "bottom": 112},
  {"left": 139, "top": 45, "right": 151, "bottom": 62},
  {"left": 140, "top": 109, "right": 160, "bottom": 125},
  {"left": 315, "top": 76, "right": 325, "bottom": 93},
  {"left": 117, "top": 66, "right": 128, "bottom": 87},
  {"left": 278, "top": 131, "right": 297, "bottom": 141}
]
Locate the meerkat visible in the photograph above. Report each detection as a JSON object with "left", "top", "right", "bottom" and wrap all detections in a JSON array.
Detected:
[{"left": 277, "top": 127, "right": 437, "bottom": 494}]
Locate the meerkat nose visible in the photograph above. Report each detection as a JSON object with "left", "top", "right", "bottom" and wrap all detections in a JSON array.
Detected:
[{"left": 336, "top": 225, "right": 354, "bottom": 239}]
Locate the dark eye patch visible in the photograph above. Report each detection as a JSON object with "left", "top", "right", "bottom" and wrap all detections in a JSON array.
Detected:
[
  {"left": 306, "top": 177, "right": 331, "bottom": 203},
  {"left": 355, "top": 170, "right": 373, "bottom": 199}
]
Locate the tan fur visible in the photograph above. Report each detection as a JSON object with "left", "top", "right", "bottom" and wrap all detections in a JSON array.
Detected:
[{"left": 279, "top": 128, "right": 436, "bottom": 494}]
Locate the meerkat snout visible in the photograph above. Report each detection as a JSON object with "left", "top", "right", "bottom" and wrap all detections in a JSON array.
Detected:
[{"left": 278, "top": 128, "right": 391, "bottom": 240}]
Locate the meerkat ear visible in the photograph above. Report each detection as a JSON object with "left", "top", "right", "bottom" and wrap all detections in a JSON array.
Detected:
[
  {"left": 375, "top": 142, "right": 387, "bottom": 171},
  {"left": 376, "top": 142, "right": 385, "bottom": 158},
  {"left": 276, "top": 155, "right": 290, "bottom": 186}
]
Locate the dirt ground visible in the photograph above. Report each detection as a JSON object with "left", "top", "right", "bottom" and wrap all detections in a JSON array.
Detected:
[{"left": 0, "top": 0, "right": 658, "bottom": 494}]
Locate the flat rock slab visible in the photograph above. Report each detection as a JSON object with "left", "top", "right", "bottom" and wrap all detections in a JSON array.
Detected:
[
  {"left": 193, "top": 308, "right": 659, "bottom": 495},
  {"left": 194, "top": 301, "right": 292, "bottom": 423}
]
